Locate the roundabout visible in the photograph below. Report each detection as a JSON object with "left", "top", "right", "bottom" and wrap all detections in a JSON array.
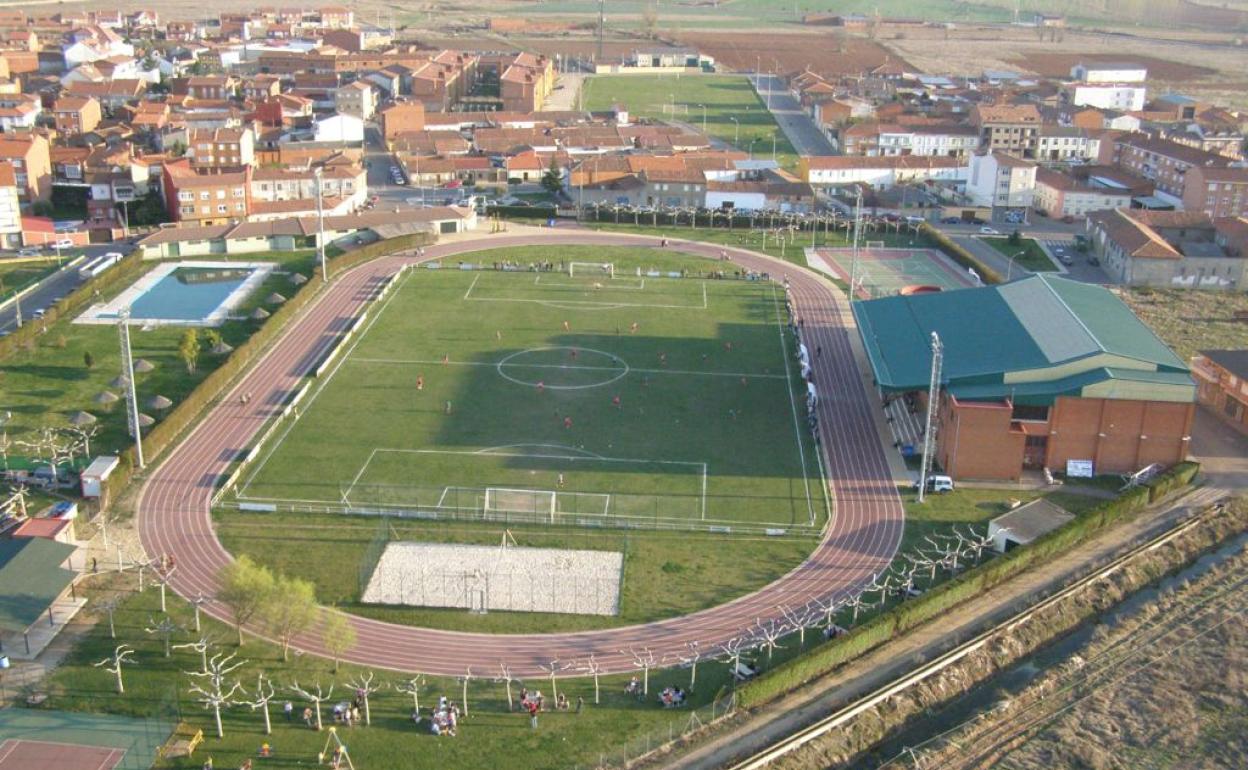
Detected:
[{"left": 137, "top": 229, "right": 905, "bottom": 677}]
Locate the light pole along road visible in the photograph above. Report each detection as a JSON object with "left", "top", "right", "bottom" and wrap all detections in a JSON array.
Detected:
[{"left": 137, "top": 230, "right": 903, "bottom": 677}]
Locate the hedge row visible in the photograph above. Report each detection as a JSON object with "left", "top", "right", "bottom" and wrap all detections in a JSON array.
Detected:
[
  {"left": 737, "top": 464, "right": 1200, "bottom": 706},
  {"left": 485, "top": 205, "right": 558, "bottom": 220},
  {"left": 0, "top": 251, "right": 148, "bottom": 360},
  {"left": 919, "top": 223, "right": 1004, "bottom": 285},
  {"left": 108, "top": 232, "right": 436, "bottom": 502}
]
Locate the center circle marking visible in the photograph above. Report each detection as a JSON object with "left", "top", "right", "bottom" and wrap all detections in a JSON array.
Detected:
[{"left": 496, "top": 346, "right": 629, "bottom": 390}]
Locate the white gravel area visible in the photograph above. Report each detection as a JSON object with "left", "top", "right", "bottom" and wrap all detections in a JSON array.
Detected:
[{"left": 362, "top": 541, "right": 623, "bottom": 616}]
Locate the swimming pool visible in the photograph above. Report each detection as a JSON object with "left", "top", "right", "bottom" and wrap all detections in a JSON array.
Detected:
[{"left": 76, "top": 260, "right": 276, "bottom": 327}]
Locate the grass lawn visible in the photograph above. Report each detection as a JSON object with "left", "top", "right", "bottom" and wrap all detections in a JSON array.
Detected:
[
  {"left": 980, "top": 237, "right": 1058, "bottom": 273},
  {"left": 215, "top": 510, "right": 818, "bottom": 633},
  {"left": 0, "top": 257, "right": 65, "bottom": 302},
  {"left": 1121, "top": 288, "right": 1248, "bottom": 363},
  {"left": 0, "top": 251, "right": 317, "bottom": 465},
  {"left": 581, "top": 74, "right": 799, "bottom": 168},
  {"left": 35, "top": 576, "right": 742, "bottom": 770}
]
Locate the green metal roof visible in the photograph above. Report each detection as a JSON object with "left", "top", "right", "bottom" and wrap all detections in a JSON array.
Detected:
[
  {"left": 949, "top": 367, "right": 1196, "bottom": 405},
  {"left": 853, "top": 274, "right": 1193, "bottom": 404},
  {"left": 0, "top": 537, "right": 77, "bottom": 633}
]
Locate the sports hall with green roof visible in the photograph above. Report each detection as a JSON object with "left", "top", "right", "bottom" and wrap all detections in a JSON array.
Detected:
[{"left": 853, "top": 274, "right": 1195, "bottom": 480}]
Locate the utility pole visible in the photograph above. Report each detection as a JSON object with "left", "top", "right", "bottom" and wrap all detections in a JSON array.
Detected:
[
  {"left": 917, "top": 332, "right": 943, "bottom": 503},
  {"left": 597, "top": 0, "right": 604, "bottom": 63},
  {"left": 849, "top": 187, "right": 863, "bottom": 299},
  {"left": 117, "top": 308, "right": 144, "bottom": 469},
  {"left": 314, "top": 166, "right": 327, "bottom": 283}
]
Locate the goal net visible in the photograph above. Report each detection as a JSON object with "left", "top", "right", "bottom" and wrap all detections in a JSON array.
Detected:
[
  {"left": 568, "top": 261, "right": 615, "bottom": 278},
  {"left": 485, "top": 487, "right": 557, "bottom": 520},
  {"left": 864, "top": 240, "right": 887, "bottom": 251}
]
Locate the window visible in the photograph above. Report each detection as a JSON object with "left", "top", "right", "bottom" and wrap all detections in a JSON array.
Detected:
[
  {"left": 217, "top": 204, "right": 228, "bottom": 213},
  {"left": 199, "top": 191, "right": 209, "bottom": 200},
  {"left": 1012, "top": 403, "right": 1049, "bottom": 422},
  {"left": 217, "top": 189, "right": 226, "bottom": 199},
  {"left": 178, "top": 191, "right": 193, "bottom": 202}
]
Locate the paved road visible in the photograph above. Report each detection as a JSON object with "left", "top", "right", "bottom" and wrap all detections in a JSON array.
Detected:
[
  {"left": 749, "top": 73, "right": 837, "bottom": 157},
  {"left": 136, "top": 228, "right": 904, "bottom": 677},
  {"left": 952, "top": 234, "right": 1114, "bottom": 285},
  {"left": 0, "top": 245, "right": 132, "bottom": 334},
  {"left": 544, "top": 72, "right": 586, "bottom": 112}
]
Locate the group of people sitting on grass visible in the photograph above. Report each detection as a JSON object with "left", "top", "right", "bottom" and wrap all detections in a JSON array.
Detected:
[
  {"left": 412, "top": 695, "right": 460, "bottom": 737},
  {"left": 330, "top": 699, "right": 362, "bottom": 727},
  {"left": 659, "top": 685, "right": 687, "bottom": 708}
]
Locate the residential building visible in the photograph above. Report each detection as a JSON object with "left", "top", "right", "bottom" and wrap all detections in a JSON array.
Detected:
[
  {"left": 319, "top": 5, "right": 354, "bottom": 29},
  {"left": 1035, "top": 127, "right": 1101, "bottom": 163},
  {"left": 187, "top": 127, "right": 255, "bottom": 171},
  {"left": 0, "top": 133, "right": 51, "bottom": 203},
  {"left": 1087, "top": 208, "right": 1246, "bottom": 289},
  {"left": 162, "top": 158, "right": 250, "bottom": 225},
  {"left": 1113, "top": 133, "right": 1230, "bottom": 202},
  {"left": 499, "top": 52, "right": 554, "bottom": 114},
  {"left": 971, "top": 103, "right": 1042, "bottom": 159},
  {"left": 854, "top": 273, "right": 1195, "bottom": 481},
  {"left": 1182, "top": 166, "right": 1248, "bottom": 219},
  {"left": 313, "top": 113, "right": 364, "bottom": 143},
  {"left": 334, "top": 80, "right": 376, "bottom": 120},
  {"left": 967, "top": 151, "right": 1036, "bottom": 214},
  {"left": 799, "top": 155, "right": 968, "bottom": 190},
  {"left": 52, "top": 95, "right": 102, "bottom": 136},
  {"left": 1191, "top": 349, "right": 1248, "bottom": 436},
  {"left": 1063, "top": 63, "right": 1147, "bottom": 112},
  {"left": 187, "top": 75, "right": 237, "bottom": 101},
  {"left": 0, "top": 93, "right": 41, "bottom": 131},
  {"left": 1033, "top": 167, "right": 1132, "bottom": 218},
  {"left": 0, "top": 161, "right": 22, "bottom": 247}
]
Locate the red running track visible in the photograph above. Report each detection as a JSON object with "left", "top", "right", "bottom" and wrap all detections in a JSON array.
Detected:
[{"left": 137, "top": 231, "right": 903, "bottom": 677}]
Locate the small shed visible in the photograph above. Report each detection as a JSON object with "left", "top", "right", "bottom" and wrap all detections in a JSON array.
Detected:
[
  {"left": 12, "top": 517, "right": 76, "bottom": 545},
  {"left": 989, "top": 499, "right": 1075, "bottom": 553},
  {"left": 80, "top": 455, "right": 120, "bottom": 498}
]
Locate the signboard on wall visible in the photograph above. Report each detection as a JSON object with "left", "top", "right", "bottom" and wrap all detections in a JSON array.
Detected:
[{"left": 1066, "top": 459, "right": 1094, "bottom": 478}]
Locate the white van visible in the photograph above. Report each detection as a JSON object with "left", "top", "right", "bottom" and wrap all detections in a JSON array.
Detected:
[{"left": 915, "top": 475, "right": 954, "bottom": 493}]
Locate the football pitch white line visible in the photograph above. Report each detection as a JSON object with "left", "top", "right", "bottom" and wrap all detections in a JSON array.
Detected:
[
  {"left": 463, "top": 276, "right": 708, "bottom": 310},
  {"left": 771, "top": 285, "right": 817, "bottom": 528},
  {"left": 351, "top": 356, "right": 788, "bottom": 380},
  {"left": 534, "top": 274, "right": 647, "bottom": 291},
  {"left": 237, "top": 268, "right": 417, "bottom": 498}
]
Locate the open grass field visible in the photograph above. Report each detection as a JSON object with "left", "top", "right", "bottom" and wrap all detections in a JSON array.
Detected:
[
  {"left": 1121, "top": 288, "right": 1248, "bottom": 362},
  {"left": 237, "top": 245, "right": 825, "bottom": 532},
  {"left": 36, "top": 576, "right": 744, "bottom": 770},
  {"left": 580, "top": 74, "right": 799, "bottom": 168},
  {"left": 980, "top": 237, "right": 1058, "bottom": 274},
  {"left": 0, "top": 252, "right": 317, "bottom": 466},
  {"left": 215, "top": 510, "right": 819, "bottom": 633},
  {"left": 0, "top": 257, "right": 65, "bottom": 303}
]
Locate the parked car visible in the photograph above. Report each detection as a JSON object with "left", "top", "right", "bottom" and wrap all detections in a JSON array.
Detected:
[
  {"left": 17, "top": 246, "right": 40, "bottom": 257},
  {"left": 978, "top": 226, "right": 1000, "bottom": 235},
  {"left": 940, "top": 216, "right": 961, "bottom": 225},
  {"left": 51, "top": 238, "right": 74, "bottom": 250},
  {"left": 912, "top": 475, "right": 955, "bottom": 493},
  {"left": 1087, "top": 255, "right": 1100, "bottom": 266}
]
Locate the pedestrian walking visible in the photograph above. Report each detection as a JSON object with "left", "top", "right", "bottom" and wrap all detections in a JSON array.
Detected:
[
  {"left": 445, "top": 400, "right": 453, "bottom": 415},
  {"left": 416, "top": 374, "right": 424, "bottom": 391},
  {"left": 284, "top": 701, "right": 293, "bottom": 721},
  {"left": 576, "top": 696, "right": 584, "bottom": 714},
  {"left": 91, "top": 557, "right": 98, "bottom": 573}
]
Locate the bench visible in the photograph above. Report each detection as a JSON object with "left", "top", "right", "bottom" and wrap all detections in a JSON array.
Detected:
[{"left": 161, "top": 725, "right": 203, "bottom": 759}]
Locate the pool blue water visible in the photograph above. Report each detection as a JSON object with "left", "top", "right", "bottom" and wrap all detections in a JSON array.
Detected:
[{"left": 125, "top": 266, "right": 255, "bottom": 321}]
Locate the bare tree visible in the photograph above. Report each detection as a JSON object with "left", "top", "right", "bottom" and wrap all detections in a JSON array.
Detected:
[
  {"left": 752, "top": 618, "right": 788, "bottom": 662},
  {"left": 538, "top": 658, "right": 567, "bottom": 704},
  {"left": 782, "top": 604, "right": 822, "bottom": 648},
  {"left": 495, "top": 662, "right": 518, "bottom": 711},
  {"left": 153, "top": 565, "right": 175, "bottom": 613},
  {"left": 347, "top": 671, "right": 386, "bottom": 726},
  {"left": 715, "top": 636, "right": 756, "bottom": 684},
  {"left": 189, "top": 594, "right": 208, "bottom": 633},
  {"left": 395, "top": 675, "right": 426, "bottom": 716},
  {"left": 96, "top": 596, "right": 121, "bottom": 639},
  {"left": 622, "top": 648, "right": 660, "bottom": 696},
  {"left": 676, "top": 641, "right": 704, "bottom": 693},
  {"left": 186, "top": 653, "right": 246, "bottom": 738},
  {"left": 94, "top": 645, "right": 136, "bottom": 694},
  {"left": 145, "top": 615, "right": 181, "bottom": 658},
  {"left": 172, "top": 636, "right": 213, "bottom": 674},
  {"left": 241, "top": 671, "right": 278, "bottom": 735},
  {"left": 577, "top": 655, "right": 604, "bottom": 704},
  {"left": 458, "top": 667, "right": 473, "bottom": 717},
  {"left": 290, "top": 679, "right": 334, "bottom": 731}
]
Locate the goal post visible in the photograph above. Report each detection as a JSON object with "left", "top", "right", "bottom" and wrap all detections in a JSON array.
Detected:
[
  {"left": 864, "top": 240, "right": 887, "bottom": 251},
  {"left": 568, "top": 261, "right": 615, "bottom": 278},
  {"left": 484, "top": 487, "right": 557, "bottom": 522}
]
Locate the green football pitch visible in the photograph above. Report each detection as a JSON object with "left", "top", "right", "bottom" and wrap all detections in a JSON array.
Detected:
[{"left": 236, "top": 246, "right": 827, "bottom": 531}]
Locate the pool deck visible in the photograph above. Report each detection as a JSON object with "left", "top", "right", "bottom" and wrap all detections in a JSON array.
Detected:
[{"left": 74, "top": 260, "right": 275, "bottom": 327}]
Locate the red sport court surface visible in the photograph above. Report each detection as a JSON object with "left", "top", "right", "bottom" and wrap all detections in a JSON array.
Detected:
[{"left": 0, "top": 739, "right": 124, "bottom": 770}]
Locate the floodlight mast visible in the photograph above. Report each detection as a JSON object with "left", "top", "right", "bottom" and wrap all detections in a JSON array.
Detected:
[
  {"left": 917, "top": 332, "right": 943, "bottom": 503},
  {"left": 849, "top": 187, "right": 863, "bottom": 298},
  {"left": 314, "top": 166, "right": 327, "bottom": 283},
  {"left": 117, "top": 307, "right": 144, "bottom": 468}
]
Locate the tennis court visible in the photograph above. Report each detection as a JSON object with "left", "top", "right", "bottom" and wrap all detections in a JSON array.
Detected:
[
  {"left": 0, "top": 709, "right": 171, "bottom": 770},
  {"left": 810, "top": 247, "right": 976, "bottom": 298}
]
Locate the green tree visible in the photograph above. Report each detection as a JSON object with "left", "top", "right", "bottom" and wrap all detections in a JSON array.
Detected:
[
  {"left": 178, "top": 328, "right": 200, "bottom": 373},
  {"left": 266, "top": 575, "right": 318, "bottom": 662},
  {"left": 125, "top": 190, "right": 169, "bottom": 226},
  {"left": 201, "top": 329, "right": 223, "bottom": 352},
  {"left": 83, "top": 351, "right": 94, "bottom": 369},
  {"left": 322, "top": 610, "right": 357, "bottom": 673},
  {"left": 1008, "top": 229, "right": 1022, "bottom": 246},
  {"left": 217, "top": 555, "right": 276, "bottom": 646},
  {"left": 541, "top": 156, "right": 563, "bottom": 196}
]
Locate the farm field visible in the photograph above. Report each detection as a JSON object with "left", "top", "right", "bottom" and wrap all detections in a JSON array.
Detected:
[
  {"left": 1121, "top": 288, "right": 1248, "bottom": 362},
  {"left": 581, "top": 74, "right": 798, "bottom": 167}
]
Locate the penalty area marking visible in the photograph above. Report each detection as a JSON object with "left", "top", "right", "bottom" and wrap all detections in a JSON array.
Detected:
[
  {"left": 534, "top": 274, "right": 647, "bottom": 291},
  {"left": 463, "top": 275, "right": 708, "bottom": 311}
]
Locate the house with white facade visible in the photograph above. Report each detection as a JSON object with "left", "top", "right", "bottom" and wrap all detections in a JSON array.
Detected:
[
  {"left": 312, "top": 113, "right": 364, "bottom": 144},
  {"left": 1063, "top": 63, "right": 1147, "bottom": 112},
  {"left": 967, "top": 151, "right": 1037, "bottom": 216}
]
